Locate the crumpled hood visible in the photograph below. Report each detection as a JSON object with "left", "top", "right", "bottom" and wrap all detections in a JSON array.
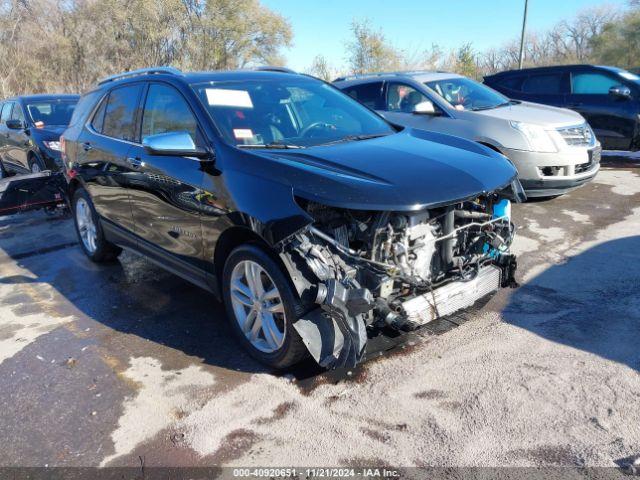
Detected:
[
  {"left": 247, "top": 128, "right": 518, "bottom": 211},
  {"left": 472, "top": 101, "right": 585, "bottom": 128}
]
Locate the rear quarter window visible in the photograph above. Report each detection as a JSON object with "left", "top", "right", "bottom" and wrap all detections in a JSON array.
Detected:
[
  {"left": 90, "top": 95, "right": 108, "bottom": 133},
  {"left": 69, "top": 91, "right": 101, "bottom": 127}
]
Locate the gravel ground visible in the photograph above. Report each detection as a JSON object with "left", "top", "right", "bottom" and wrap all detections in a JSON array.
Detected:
[{"left": 0, "top": 162, "right": 638, "bottom": 470}]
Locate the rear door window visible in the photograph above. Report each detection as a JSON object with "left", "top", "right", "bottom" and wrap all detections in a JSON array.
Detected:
[
  {"left": 497, "top": 76, "right": 525, "bottom": 92},
  {"left": 571, "top": 72, "right": 622, "bottom": 94},
  {"left": 102, "top": 84, "right": 144, "bottom": 142},
  {"left": 342, "top": 82, "right": 385, "bottom": 109},
  {"left": 521, "top": 74, "right": 565, "bottom": 94}
]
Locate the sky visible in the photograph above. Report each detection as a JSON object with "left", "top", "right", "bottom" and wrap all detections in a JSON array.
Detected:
[{"left": 261, "top": 0, "right": 627, "bottom": 72}]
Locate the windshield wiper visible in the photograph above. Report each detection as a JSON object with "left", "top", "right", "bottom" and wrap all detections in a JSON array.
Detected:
[
  {"left": 471, "top": 100, "right": 517, "bottom": 111},
  {"left": 471, "top": 104, "right": 502, "bottom": 111},
  {"left": 317, "top": 133, "right": 390, "bottom": 146},
  {"left": 238, "top": 142, "right": 304, "bottom": 149}
]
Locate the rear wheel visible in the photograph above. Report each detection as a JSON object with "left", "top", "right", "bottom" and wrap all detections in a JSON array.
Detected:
[
  {"left": 222, "top": 244, "right": 308, "bottom": 369},
  {"left": 72, "top": 188, "right": 121, "bottom": 262}
]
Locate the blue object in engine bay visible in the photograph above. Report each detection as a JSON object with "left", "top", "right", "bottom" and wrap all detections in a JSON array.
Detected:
[
  {"left": 492, "top": 198, "right": 511, "bottom": 220},
  {"left": 483, "top": 199, "right": 512, "bottom": 258}
]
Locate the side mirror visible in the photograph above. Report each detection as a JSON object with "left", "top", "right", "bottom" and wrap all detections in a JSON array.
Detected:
[
  {"left": 609, "top": 85, "right": 631, "bottom": 99},
  {"left": 6, "top": 119, "right": 24, "bottom": 130},
  {"left": 412, "top": 101, "right": 437, "bottom": 115},
  {"left": 142, "top": 131, "right": 210, "bottom": 159}
]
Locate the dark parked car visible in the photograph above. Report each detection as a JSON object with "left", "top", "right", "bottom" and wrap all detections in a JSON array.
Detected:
[
  {"left": 0, "top": 94, "right": 79, "bottom": 177},
  {"left": 62, "top": 67, "right": 522, "bottom": 369},
  {"left": 484, "top": 65, "right": 640, "bottom": 151}
]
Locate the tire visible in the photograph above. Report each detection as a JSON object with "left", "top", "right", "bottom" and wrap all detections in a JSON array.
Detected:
[
  {"left": 72, "top": 188, "right": 122, "bottom": 262},
  {"left": 222, "top": 244, "right": 309, "bottom": 369},
  {"left": 29, "top": 155, "right": 45, "bottom": 173}
]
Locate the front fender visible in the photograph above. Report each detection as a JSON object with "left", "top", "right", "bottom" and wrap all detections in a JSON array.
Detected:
[
  {"left": 200, "top": 168, "right": 315, "bottom": 283},
  {"left": 216, "top": 168, "right": 313, "bottom": 246}
]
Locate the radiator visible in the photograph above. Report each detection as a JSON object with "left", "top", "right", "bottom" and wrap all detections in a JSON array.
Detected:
[{"left": 401, "top": 265, "right": 501, "bottom": 325}]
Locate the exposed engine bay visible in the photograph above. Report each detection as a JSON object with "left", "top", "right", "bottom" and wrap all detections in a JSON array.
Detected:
[{"left": 281, "top": 193, "right": 519, "bottom": 369}]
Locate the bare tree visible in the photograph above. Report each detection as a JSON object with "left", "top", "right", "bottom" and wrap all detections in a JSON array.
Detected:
[
  {"left": 345, "top": 19, "right": 402, "bottom": 74},
  {"left": 475, "top": 4, "right": 622, "bottom": 76},
  {"left": 590, "top": 2, "right": 640, "bottom": 68},
  {"left": 0, "top": 0, "right": 292, "bottom": 96},
  {"left": 306, "top": 55, "right": 337, "bottom": 81}
]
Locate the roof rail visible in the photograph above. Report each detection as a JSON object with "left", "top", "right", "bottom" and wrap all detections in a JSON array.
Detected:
[
  {"left": 98, "top": 67, "right": 183, "bottom": 85},
  {"left": 253, "top": 66, "right": 297, "bottom": 74},
  {"left": 333, "top": 70, "right": 448, "bottom": 82}
]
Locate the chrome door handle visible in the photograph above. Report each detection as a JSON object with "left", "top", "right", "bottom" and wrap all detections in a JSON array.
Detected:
[
  {"left": 82, "top": 142, "right": 93, "bottom": 151},
  {"left": 127, "top": 157, "right": 143, "bottom": 168}
]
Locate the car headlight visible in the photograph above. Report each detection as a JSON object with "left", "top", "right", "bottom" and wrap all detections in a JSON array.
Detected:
[
  {"left": 43, "top": 141, "right": 61, "bottom": 152},
  {"left": 509, "top": 121, "right": 557, "bottom": 153}
]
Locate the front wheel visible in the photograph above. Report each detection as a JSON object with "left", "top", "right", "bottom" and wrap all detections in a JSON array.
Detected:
[
  {"left": 29, "top": 155, "right": 45, "bottom": 173},
  {"left": 222, "top": 244, "right": 308, "bottom": 369},
  {"left": 72, "top": 188, "right": 122, "bottom": 262}
]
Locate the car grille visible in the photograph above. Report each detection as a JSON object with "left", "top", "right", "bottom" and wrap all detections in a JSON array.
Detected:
[
  {"left": 574, "top": 161, "right": 592, "bottom": 174},
  {"left": 557, "top": 124, "right": 595, "bottom": 147}
]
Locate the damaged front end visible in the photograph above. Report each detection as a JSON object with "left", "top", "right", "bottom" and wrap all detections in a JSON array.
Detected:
[{"left": 280, "top": 187, "right": 521, "bottom": 369}]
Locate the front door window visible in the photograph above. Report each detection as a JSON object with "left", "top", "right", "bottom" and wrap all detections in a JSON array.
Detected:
[{"left": 386, "top": 84, "right": 429, "bottom": 112}]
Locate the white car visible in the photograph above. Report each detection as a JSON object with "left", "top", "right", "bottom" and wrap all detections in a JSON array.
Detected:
[{"left": 335, "top": 71, "right": 601, "bottom": 197}]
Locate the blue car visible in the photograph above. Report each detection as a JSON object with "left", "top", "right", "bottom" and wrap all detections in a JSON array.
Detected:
[{"left": 485, "top": 65, "right": 640, "bottom": 151}]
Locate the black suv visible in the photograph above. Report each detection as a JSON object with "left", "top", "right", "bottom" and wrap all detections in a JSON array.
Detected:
[
  {"left": 484, "top": 65, "right": 640, "bottom": 151},
  {"left": 62, "top": 67, "right": 522, "bottom": 369},
  {"left": 0, "top": 94, "right": 79, "bottom": 177}
]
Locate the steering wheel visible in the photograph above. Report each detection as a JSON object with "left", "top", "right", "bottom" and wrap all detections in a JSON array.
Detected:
[{"left": 300, "top": 122, "right": 336, "bottom": 138}]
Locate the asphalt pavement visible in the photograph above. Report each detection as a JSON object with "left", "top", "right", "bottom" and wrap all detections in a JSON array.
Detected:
[{"left": 0, "top": 158, "right": 638, "bottom": 470}]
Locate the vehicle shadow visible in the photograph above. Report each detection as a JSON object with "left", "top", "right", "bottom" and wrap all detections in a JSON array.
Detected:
[
  {"left": 0, "top": 216, "right": 285, "bottom": 375},
  {"left": 503, "top": 235, "right": 640, "bottom": 372},
  {"left": 3, "top": 215, "right": 638, "bottom": 378}
]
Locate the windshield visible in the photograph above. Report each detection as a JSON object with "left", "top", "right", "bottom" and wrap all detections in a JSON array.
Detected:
[
  {"left": 26, "top": 99, "right": 77, "bottom": 126},
  {"left": 426, "top": 77, "right": 510, "bottom": 111},
  {"left": 192, "top": 79, "right": 394, "bottom": 148}
]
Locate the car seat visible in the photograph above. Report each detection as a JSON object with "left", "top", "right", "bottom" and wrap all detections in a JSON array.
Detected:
[{"left": 400, "top": 91, "right": 424, "bottom": 112}]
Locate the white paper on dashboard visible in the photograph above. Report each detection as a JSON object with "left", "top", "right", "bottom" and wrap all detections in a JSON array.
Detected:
[
  {"left": 233, "top": 129, "right": 254, "bottom": 139},
  {"left": 206, "top": 88, "right": 253, "bottom": 108}
]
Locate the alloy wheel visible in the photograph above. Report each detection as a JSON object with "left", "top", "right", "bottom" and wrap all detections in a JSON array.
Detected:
[
  {"left": 230, "top": 260, "right": 286, "bottom": 353},
  {"left": 75, "top": 197, "right": 97, "bottom": 254}
]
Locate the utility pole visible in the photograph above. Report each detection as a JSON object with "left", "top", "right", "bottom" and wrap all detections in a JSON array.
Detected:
[{"left": 518, "top": 0, "right": 529, "bottom": 69}]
